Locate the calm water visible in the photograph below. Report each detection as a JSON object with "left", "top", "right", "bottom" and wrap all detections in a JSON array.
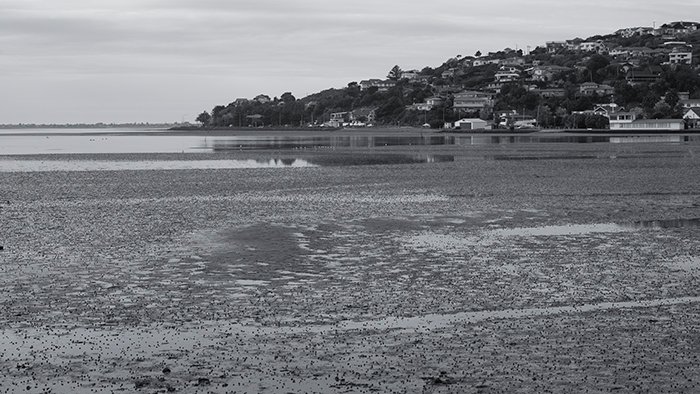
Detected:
[
  {"left": 0, "top": 155, "right": 455, "bottom": 172},
  {"left": 2, "top": 128, "right": 699, "bottom": 155}
]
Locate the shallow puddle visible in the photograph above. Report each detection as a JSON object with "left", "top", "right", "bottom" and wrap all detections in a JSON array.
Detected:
[
  {"left": 490, "top": 223, "right": 632, "bottom": 237},
  {"left": 338, "top": 296, "right": 700, "bottom": 332},
  {"left": 631, "top": 218, "right": 700, "bottom": 229}
]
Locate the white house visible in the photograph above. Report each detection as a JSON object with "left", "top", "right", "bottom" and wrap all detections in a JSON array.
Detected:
[
  {"left": 608, "top": 112, "right": 637, "bottom": 129},
  {"left": 683, "top": 107, "right": 700, "bottom": 128},
  {"left": 593, "top": 103, "right": 623, "bottom": 117},
  {"left": 426, "top": 97, "right": 445, "bottom": 106},
  {"left": 579, "top": 41, "right": 606, "bottom": 53},
  {"left": 454, "top": 118, "right": 489, "bottom": 130},
  {"left": 494, "top": 66, "right": 520, "bottom": 83}
]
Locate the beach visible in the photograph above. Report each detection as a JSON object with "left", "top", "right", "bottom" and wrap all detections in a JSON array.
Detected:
[{"left": 1, "top": 131, "right": 700, "bottom": 392}]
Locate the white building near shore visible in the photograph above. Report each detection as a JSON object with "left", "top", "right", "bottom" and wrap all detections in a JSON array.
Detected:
[
  {"left": 454, "top": 118, "right": 489, "bottom": 130},
  {"left": 611, "top": 119, "right": 685, "bottom": 130}
]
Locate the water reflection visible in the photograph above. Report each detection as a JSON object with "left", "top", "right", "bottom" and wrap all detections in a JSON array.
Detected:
[
  {"left": 1, "top": 131, "right": 699, "bottom": 155},
  {"left": 610, "top": 136, "right": 684, "bottom": 144},
  {"left": 207, "top": 135, "right": 455, "bottom": 151},
  {"left": 306, "top": 154, "right": 454, "bottom": 166},
  {"left": 207, "top": 134, "right": 700, "bottom": 150},
  {"left": 0, "top": 154, "right": 454, "bottom": 172}
]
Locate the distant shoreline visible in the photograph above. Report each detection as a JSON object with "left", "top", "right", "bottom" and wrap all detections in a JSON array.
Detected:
[
  {"left": 1, "top": 125, "right": 699, "bottom": 137},
  {"left": 0, "top": 123, "right": 179, "bottom": 129}
]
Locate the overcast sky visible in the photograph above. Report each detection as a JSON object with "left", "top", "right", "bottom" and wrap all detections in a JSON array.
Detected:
[{"left": 1, "top": 0, "right": 697, "bottom": 124}]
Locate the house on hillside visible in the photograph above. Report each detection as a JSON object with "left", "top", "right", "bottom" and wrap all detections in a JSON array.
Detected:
[
  {"left": 659, "top": 21, "right": 700, "bottom": 37},
  {"left": 426, "top": 97, "right": 445, "bottom": 107},
  {"left": 359, "top": 79, "right": 396, "bottom": 92},
  {"left": 668, "top": 47, "right": 693, "bottom": 65},
  {"left": 494, "top": 66, "right": 521, "bottom": 83},
  {"left": 408, "top": 96, "right": 445, "bottom": 111},
  {"left": 501, "top": 57, "right": 526, "bottom": 66},
  {"left": 626, "top": 66, "right": 663, "bottom": 84},
  {"left": 351, "top": 107, "right": 376, "bottom": 124},
  {"left": 609, "top": 47, "right": 630, "bottom": 57},
  {"left": 615, "top": 26, "right": 655, "bottom": 38},
  {"left": 545, "top": 41, "right": 567, "bottom": 53},
  {"left": 579, "top": 82, "right": 614, "bottom": 96},
  {"left": 401, "top": 69, "right": 420, "bottom": 80},
  {"left": 530, "top": 88, "right": 566, "bottom": 98},
  {"left": 579, "top": 41, "right": 607, "bottom": 53},
  {"left": 453, "top": 91, "right": 494, "bottom": 112},
  {"left": 473, "top": 58, "right": 501, "bottom": 67},
  {"left": 528, "top": 65, "right": 571, "bottom": 82},
  {"left": 406, "top": 103, "right": 433, "bottom": 111},
  {"left": 593, "top": 103, "right": 623, "bottom": 117},
  {"left": 680, "top": 99, "right": 700, "bottom": 109}
]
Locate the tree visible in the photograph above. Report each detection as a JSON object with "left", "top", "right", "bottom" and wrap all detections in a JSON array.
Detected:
[
  {"left": 280, "top": 92, "right": 296, "bottom": 103},
  {"left": 664, "top": 90, "right": 680, "bottom": 108},
  {"left": 195, "top": 111, "right": 211, "bottom": 126},
  {"left": 475, "top": 50, "right": 482, "bottom": 57},
  {"left": 211, "top": 105, "right": 226, "bottom": 126},
  {"left": 387, "top": 65, "right": 403, "bottom": 81}
]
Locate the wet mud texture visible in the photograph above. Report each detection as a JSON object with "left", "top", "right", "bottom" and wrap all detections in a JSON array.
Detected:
[{"left": 1, "top": 140, "right": 700, "bottom": 392}]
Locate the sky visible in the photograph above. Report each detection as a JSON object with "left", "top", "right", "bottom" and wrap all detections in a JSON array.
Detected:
[{"left": 1, "top": 0, "right": 697, "bottom": 124}]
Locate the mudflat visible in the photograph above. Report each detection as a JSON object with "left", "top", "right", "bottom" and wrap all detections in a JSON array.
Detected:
[{"left": 1, "top": 135, "right": 700, "bottom": 393}]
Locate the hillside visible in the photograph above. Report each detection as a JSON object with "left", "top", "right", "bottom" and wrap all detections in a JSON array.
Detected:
[{"left": 197, "top": 21, "right": 700, "bottom": 130}]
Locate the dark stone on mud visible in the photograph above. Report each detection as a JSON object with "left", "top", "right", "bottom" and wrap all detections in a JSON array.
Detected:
[
  {"left": 0, "top": 245, "right": 4, "bottom": 251},
  {"left": 196, "top": 377, "right": 211, "bottom": 386},
  {"left": 422, "top": 371, "right": 457, "bottom": 385},
  {"left": 134, "top": 378, "right": 151, "bottom": 389},
  {"left": 162, "top": 367, "right": 171, "bottom": 374}
]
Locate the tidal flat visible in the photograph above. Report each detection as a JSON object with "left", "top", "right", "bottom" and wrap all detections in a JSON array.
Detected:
[{"left": 1, "top": 133, "right": 700, "bottom": 393}]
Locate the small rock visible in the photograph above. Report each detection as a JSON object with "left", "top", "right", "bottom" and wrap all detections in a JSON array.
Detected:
[
  {"left": 197, "top": 377, "right": 211, "bottom": 386},
  {"left": 162, "top": 367, "right": 171, "bottom": 374},
  {"left": 134, "top": 378, "right": 151, "bottom": 389}
]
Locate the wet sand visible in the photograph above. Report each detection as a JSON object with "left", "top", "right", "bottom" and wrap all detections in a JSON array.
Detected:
[{"left": 1, "top": 138, "right": 700, "bottom": 392}]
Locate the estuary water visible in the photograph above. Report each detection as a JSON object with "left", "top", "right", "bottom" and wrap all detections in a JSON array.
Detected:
[{"left": 2, "top": 128, "right": 699, "bottom": 155}]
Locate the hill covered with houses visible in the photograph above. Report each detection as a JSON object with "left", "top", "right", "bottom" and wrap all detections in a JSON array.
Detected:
[{"left": 197, "top": 21, "right": 700, "bottom": 131}]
